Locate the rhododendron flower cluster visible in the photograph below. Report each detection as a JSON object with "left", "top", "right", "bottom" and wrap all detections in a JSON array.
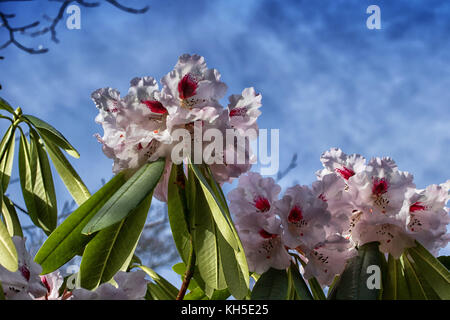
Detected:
[
  {"left": 228, "top": 148, "right": 450, "bottom": 286},
  {"left": 93, "top": 54, "right": 261, "bottom": 201},
  {"left": 0, "top": 237, "right": 148, "bottom": 300}
]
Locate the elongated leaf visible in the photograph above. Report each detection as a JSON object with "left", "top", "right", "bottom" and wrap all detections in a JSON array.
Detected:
[
  {"left": 308, "top": 277, "right": 326, "bottom": 300},
  {"left": 35, "top": 173, "right": 127, "bottom": 274},
  {"left": 41, "top": 134, "right": 90, "bottom": 205},
  {"left": 0, "top": 97, "right": 15, "bottom": 114},
  {"left": 147, "top": 282, "right": 174, "bottom": 300},
  {"left": 23, "top": 114, "right": 80, "bottom": 158},
  {"left": 82, "top": 159, "right": 165, "bottom": 234},
  {"left": 78, "top": 194, "right": 152, "bottom": 289},
  {"left": 167, "top": 164, "right": 191, "bottom": 263},
  {"left": 288, "top": 263, "right": 313, "bottom": 300},
  {"left": 29, "top": 130, "right": 57, "bottom": 233},
  {"left": 19, "top": 131, "right": 55, "bottom": 233},
  {"left": 1, "top": 196, "right": 23, "bottom": 237},
  {"left": 251, "top": 268, "right": 288, "bottom": 300},
  {"left": 401, "top": 254, "right": 427, "bottom": 299},
  {"left": 191, "top": 176, "right": 227, "bottom": 291},
  {"left": 138, "top": 265, "right": 178, "bottom": 300},
  {"left": 204, "top": 166, "right": 250, "bottom": 293},
  {"left": 328, "top": 242, "right": 382, "bottom": 300},
  {"left": 0, "top": 126, "right": 15, "bottom": 192},
  {"left": 217, "top": 227, "right": 248, "bottom": 299},
  {"left": 189, "top": 163, "right": 238, "bottom": 251},
  {"left": 0, "top": 219, "right": 18, "bottom": 272},
  {"left": 405, "top": 242, "right": 450, "bottom": 300}
]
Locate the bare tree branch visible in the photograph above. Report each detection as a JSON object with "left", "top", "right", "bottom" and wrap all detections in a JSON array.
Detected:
[
  {"left": 276, "top": 153, "right": 298, "bottom": 182},
  {"left": 0, "top": 0, "right": 149, "bottom": 54}
]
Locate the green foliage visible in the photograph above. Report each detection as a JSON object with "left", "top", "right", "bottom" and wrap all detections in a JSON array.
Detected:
[
  {"left": 328, "top": 242, "right": 383, "bottom": 300},
  {"left": 82, "top": 159, "right": 165, "bottom": 234},
  {"left": 35, "top": 173, "right": 127, "bottom": 274},
  {"left": 251, "top": 268, "right": 289, "bottom": 300}
]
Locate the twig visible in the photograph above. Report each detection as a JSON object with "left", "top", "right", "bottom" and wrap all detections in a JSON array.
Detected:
[{"left": 276, "top": 153, "right": 298, "bottom": 182}]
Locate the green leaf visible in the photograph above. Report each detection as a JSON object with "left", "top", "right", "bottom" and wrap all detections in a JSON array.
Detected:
[
  {"left": 328, "top": 242, "right": 382, "bottom": 300},
  {"left": 382, "top": 254, "right": 410, "bottom": 300},
  {"left": 0, "top": 125, "right": 15, "bottom": 192},
  {"left": 35, "top": 173, "right": 127, "bottom": 274},
  {"left": 23, "top": 114, "right": 80, "bottom": 158},
  {"left": 40, "top": 134, "right": 90, "bottom": 205},
  {"left": 82, "top": 159, "right": 165, "bottom": 234},
  {"left": 217, "top": 228, "right": 248, "bottom": 299},
  {"left": 0, "top": 219, "right": 18, "bottom": 272},
  {"left": 251, "top": 268, "right": 289, "bottom": 300},
  {"left": 308, "top": 277, "right": 326, "bottom": 300},
  {"left": 167, "top": 164, "right": 192, "bottom": 263},
  {"left": 400, "top": 254, "right": 428, "bottom": 299},
  {"left": 147, "top": 282, "right": 174, "bottom": 300},
  {"left": 191, "top": 175, "right": 227, "bottom": 291},
  {"left": 78, "top": 194, "right": 152, "bottom": 290},
  {"left": 29, "top": 129, "right": 57, "bottom": 233},
  {"left": 189, "top": 163, "right": 238, "bottom": 251},
  {"left": 405, "top": 242, "right": 450, "bottom": 300},
  {"left": 18, "top": 130, "right": 57, "bottom": 234},
  {"left": 288, "top": 263, "right": 313, "bottom": 300},
  {"left": 0, "top": 97, "right": 15, "bottom": 114},
  {"left": 138, "top": 265, "right": 178, "bottom": 300},
  {"left": 1, "top": 196, "right": 23, "bottom": 237}
]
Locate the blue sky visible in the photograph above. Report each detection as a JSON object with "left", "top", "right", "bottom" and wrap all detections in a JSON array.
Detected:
[{"left": 1, "top": 0, "right": 450, "bottom": 281}]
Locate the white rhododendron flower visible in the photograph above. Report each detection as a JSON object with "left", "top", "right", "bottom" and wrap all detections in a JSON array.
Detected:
[
  {"left": 0, "top": 237, "right": 47, "bottom": 300},
  {"left": 236, "top": 212, "right": 291, "bottom": 275},
  {"left": 302, "top": 234, "right": 356, "bottom": 287},
  {"left": 37, "top": 271, "right": 67, "bottom": 300},
  {"left": 316, "top": 147, "right": 367, "bottom": 181},
  {"left": 276, "top": 185, "right": 330, "bottom": 249},
  {"left": 71, "top": 270, "right": 148, "bottom": 300},
  {"left": 229, "top": 150, "right": 449, "bottom": 286},
  {"left": 93, "top": 54, "right": 261, "bottom": 201},
  {"left": 402, "top": 181, "right": 450, "bottom": 255}
]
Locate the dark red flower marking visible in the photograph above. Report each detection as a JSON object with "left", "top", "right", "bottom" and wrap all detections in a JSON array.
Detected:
[
  {"left": 19, "top": 265, "right": 30, "bottom": 281},
  {"left": 178, "top": 73, "right": 198, "bottom": 99},
  {"left": 41, "top": 276, "right": 51, "bottom": 293},
  {"left": 335, "top": 166, "right": 355, "bottom": 180},
  {"left": 141, "top": 100, "right": 168, "bottom": 114},
  {"left": 253, "top": 196, "right": 271, "bottom": 212},
  {"left": 372, "top": 177, "right": 388, "bottom": 196},
  {"left": 259, "top": 229, "right": 277, "bottom": 239},
  {"left": 288, "top": 206, "right": 303, "bottom": 223},
  {"left": 229, "top": 108, "right": 246, "bottom": 117},
  {"left": 410, "top": 201, "right": 426, "bottom": 212},
  {"left": 137, "top": 143, "right": 143, "bottom": 151}
]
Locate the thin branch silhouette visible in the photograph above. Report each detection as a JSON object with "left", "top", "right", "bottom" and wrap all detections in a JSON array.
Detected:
[{"left": 0, "top": 0, "right": 149, "bottom": 54}]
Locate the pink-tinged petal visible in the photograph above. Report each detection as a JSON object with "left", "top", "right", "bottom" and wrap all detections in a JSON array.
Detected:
[{"left": 178, "top": 73, "right": 198, "bottom": 99}]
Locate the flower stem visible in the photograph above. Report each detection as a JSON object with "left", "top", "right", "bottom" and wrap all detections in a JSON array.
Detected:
[{"left": 176, "top": 242, "right": 196, "bottom": 300}]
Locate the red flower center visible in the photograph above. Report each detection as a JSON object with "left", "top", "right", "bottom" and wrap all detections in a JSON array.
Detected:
[
  {"left": 178, "top": 73, "right": 198, "bottom": 99},
  {"left": 254, "top": 196, "right": 271, "bottom": 212},
  {"left": 288, "top": 206, "right": 303, "bottom": 223},
  {"left": 229, "top": 108, "right": 246, "bottom": 117},
  {"left": 41, "top": 276, "right": 51, "bottom": 293},
  {"left": 410, "top": 201, "right": 426, "bottom": 212},
  {"left": 19, "top": 265, "right": 30, "bottom": 281},
  {"left": 141, "top": 100, "right": 168, "bottom": 114},
  {"left": 372, "top": 177, "right": 388, "bottom": 196},
  {"left": 335, "top": 166, "right": 355, "bottom": 180},
  {"left": 259, "top": 229, "right": 277, "bottom": 239}
]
